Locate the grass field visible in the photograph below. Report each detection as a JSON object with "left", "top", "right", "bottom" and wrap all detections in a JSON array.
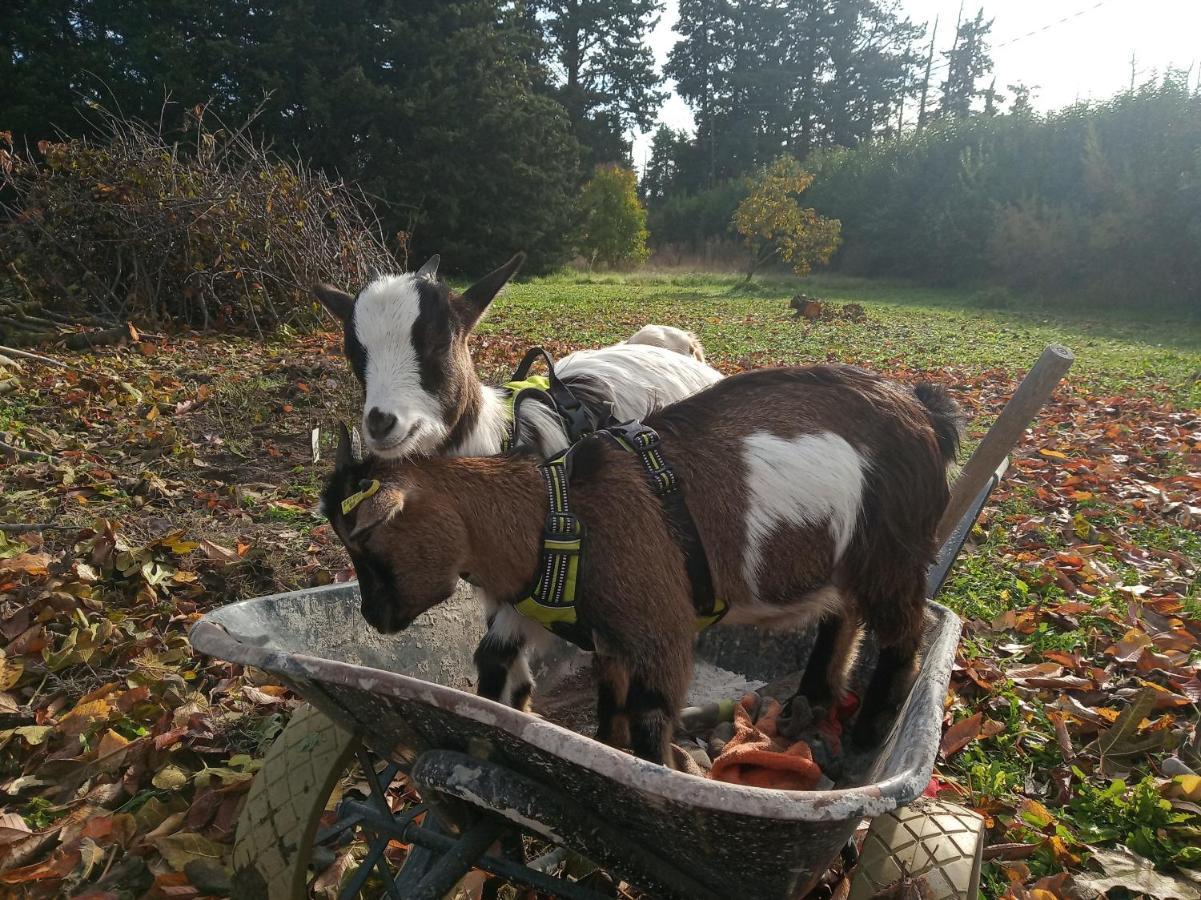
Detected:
[{"left": 1, "top": 271, "right": 1199, "bottom": 897}]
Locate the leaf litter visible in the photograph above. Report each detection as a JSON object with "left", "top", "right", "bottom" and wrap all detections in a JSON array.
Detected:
[{"left": 0, "top": 295, "right": 1198, "bottom": 897}]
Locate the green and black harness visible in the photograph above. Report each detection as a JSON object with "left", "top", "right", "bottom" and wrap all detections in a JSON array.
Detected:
[
  {"left": 508, "top": 422, "right": 728, "bottom": 650},
  {"left": 500, "top": 347, "right": 598, "bottom": 453},
  {"left": 498, "top": 347, "right": 726, "bottom": 649}
]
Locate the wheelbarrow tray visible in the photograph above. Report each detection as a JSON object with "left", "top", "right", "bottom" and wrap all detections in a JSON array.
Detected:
[{"left": 191, "top": 585, "right": 960, "bottom": 899}]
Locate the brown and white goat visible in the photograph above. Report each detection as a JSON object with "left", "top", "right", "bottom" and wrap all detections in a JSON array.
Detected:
[{"left": 322, "top": 365, "right": 962, "bottom": 765}]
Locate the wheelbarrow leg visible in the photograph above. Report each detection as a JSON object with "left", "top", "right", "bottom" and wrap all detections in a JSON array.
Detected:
[
  {"left": 393, "top": 813, "right": 446, "bottom": 892},
  {"left": 406, "top": 817, "right": 505, "bottom": 900}
]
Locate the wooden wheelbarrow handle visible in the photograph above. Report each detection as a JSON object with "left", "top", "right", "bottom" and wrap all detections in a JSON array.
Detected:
[{"left": 935, "top": 343, "right": 1075, "bottom": 547}]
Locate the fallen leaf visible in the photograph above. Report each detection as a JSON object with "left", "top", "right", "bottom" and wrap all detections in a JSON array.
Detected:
[
  {"left": 1170, "top": 775, "right": 1201, "bottom": 803},
  {"left": 0, "top": 651, "right": 24, "bottom": 690},
  {"left": 0, "top": 551, "right": 53, "bottom": 576},
  {"left": 59, "top": 697, "right": 114, "bottom": 736},
  {"left": 0, "top": 812, "right": 32, "bottom": 846},
  {"left": 312, "top": 848, "right": 357, "bottom": 898},
  {"left": 152, "top": 764, "right": 191, "bottom": 790},
  {"left": 1018, "top": 798, "right": 1056, "bottom": 828},
  {"left": 940, "top": 711, "right": 983, "bottom": 759},
  {"left": 198, "top": 539, "right": 239, "bottom": 565},
  {"left": 1076, "top": 846, "right": 1201, "bottom": 899},
  {"left": 0, "top": 845, "right": 81, "bottom": 884},
  {"left": 151, "top": 831, "right": 226, "bottom": 872},
  {"left": 1093, "top": 686, "right": 1171, "bottom": 772}
]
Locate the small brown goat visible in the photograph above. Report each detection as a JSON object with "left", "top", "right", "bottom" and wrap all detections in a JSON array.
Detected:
[{"left": 322, "top": 365, "right": 961, "bottom": 766}]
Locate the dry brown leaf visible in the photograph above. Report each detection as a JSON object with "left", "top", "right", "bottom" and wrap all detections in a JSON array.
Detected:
[
  {"left": 940, "top": 711, "right": 983, "bottom": 760},
  {"left": 0, "top": 812, "right": 32, "bottom": 847},
  {"left": 0, "top": 551, "right": 53, "bottom": 576},
  {"left": 58, "top": 698, "right": 114, "bottom": 736}
]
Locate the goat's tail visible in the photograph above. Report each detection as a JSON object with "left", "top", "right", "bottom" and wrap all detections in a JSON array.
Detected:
[{"left": 913, "top": 383, "right": 963, "bottom": 466}]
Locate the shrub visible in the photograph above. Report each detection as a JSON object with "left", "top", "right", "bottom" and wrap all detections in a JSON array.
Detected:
[
  {"left": 732, "top": 156, "right": 841, "bottom": 281},
  {"left": 576, "top": 164, "right": 650, "bottom": 269},
  {"left": 0, "top": 106, "right": 393, "bottom": 333},
  {"left": 647, "top": 180, "right": 747, "bottom": 252}
]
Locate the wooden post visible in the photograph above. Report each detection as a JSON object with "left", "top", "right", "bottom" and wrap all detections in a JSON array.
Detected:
[{"left": 935, "top": 344, "right": 1074, "bottom": 546}]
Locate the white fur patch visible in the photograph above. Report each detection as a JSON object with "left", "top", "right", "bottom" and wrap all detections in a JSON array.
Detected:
[
  {"left": 555, "top": 343, "right": 720, "bottom": 418},
  {"left": 353, "top": 274, "right": 448, "bottom": 456},
  {"left": 739, "top": 430, "right": 867, "bottom": 606},
  {"left": 625, "top": 324, "right": 706, "bottom": 362}
]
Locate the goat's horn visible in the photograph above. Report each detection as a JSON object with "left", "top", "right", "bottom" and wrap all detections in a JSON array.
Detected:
[{"left": 350, "top": 426, "right": 364, "bottom": 463}]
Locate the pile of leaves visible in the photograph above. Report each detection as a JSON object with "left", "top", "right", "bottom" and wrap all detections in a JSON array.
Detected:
[
  {"left": 930, "top": 370, "right": 1201, "bottom": 898},
  {"left": 0, "top": 331, "right": 357, "bottom": 897},
  {"left": 0, "top": 106, "right": 393, "bottom": 337},
  {"left": 0, "top": 285, "right": 1198, "bottom": 897}
]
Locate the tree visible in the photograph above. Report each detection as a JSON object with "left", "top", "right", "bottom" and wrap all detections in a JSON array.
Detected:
[
  {"left": 0, "top": 0, "right": 234, "bottom": 144},
  {"left": 577, "top": 164, "right": 650, "bottom": 268},
  {"left": 938, "top": 7, "right": 993, "bottom": 119},
  {"left": 1007, "top": 82, "right": 1038, "bottom": 118},
  {"left": 732, "top": 156, "right": 841, "bottom": 280},
  {"left": 668, "top": 0, "right": 921, "bottom": 189},
  {"left": 0, "top": 0, "right": 582, "bottom": 274},
  {"left": 665, "top": 0, "right": 737, "bottom": 188},
  {"left": 535, "top": 0, "right": 665, "bottom": 166},
  {"left": 641, "top": 125, "right": 692, "bottom": 204}
]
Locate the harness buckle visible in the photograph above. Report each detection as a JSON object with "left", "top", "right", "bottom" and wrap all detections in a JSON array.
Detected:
[
  {"left": 544, "top": 512, "right": 583, "bottom": 544},
  {"left": 605, "top": 422, "right": 660, "bottom": 451}
]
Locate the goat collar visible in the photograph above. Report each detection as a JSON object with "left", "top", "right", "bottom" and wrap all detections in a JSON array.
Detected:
[{"left": 508, "top": 422, "right": 727, "bottom": 650}]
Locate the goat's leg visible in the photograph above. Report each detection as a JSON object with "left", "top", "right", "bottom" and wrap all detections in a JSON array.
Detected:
[
  {"left": 624, "top": 643, "right": 691, "bottom": 767},
  {"left": 626, "top": 677, "right": 676, "bottom": 766},
  {"left": 473, "top": 605, "right": 537, "bottom": 711},
  {"left": 473, "top": 629, "right": 524, "bottom": 706},
  {"left": 851, "top": 630, "right": 922, "bottom": 747},
  {"left": 595, "top": 655, "right": 630, "bottom": 749},
  {"left": 799, "top": 613, "right": 860, "bottom": 709}
]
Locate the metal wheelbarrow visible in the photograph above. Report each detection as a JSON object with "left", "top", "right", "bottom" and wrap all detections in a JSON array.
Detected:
[{"left": 193, "top": 346, "right": 1073, "bottom": 899}]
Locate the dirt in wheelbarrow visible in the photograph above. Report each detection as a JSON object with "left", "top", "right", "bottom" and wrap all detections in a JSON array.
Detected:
[{"left": 0, "top": 304, "right": 1199, "bottom": 899}]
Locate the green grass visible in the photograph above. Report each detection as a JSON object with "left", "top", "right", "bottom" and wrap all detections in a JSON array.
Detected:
[{"left": 483, "top": 271, "right": 1201, "bottom": 402}]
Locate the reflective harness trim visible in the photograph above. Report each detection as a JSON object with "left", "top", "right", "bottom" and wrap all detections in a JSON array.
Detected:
[
  {"left": 512, "top": 452, "right": 591, "bottom": 648},
  {"left": 511, "top": 422, "right": 727, "bottom": 648}
]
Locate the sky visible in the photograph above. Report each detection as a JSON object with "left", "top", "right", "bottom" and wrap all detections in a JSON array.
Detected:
[{"left": 632, "top": 0, "right": 1201, "bottom": 168}]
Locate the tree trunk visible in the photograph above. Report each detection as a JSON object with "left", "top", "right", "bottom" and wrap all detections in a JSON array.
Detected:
[{"left": 917, "top": 15, "right": 939, "bottom": 131}]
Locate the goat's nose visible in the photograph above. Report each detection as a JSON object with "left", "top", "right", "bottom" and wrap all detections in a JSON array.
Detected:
[{"left": 365, "top": 408, "right": 398, "bottom": 442}]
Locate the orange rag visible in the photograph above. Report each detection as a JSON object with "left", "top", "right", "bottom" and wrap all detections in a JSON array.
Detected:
[{"left": 708, "top": 694, "right": 823, "bottom": 790}]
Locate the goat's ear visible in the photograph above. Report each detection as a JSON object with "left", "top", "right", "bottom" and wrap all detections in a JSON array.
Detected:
[
  {"left": 415, "top": 254, "right": 440, "bottom": 281},
  {"left": 347, "top": 483, "right": 406, "bottom": 540},
  {"left": 314, "top": 284, "right": 355, "bottom": 324},
  {"left": 453, "top": 253, "right": 525, "bottom": 331},
  {"left": 334, "top": 422, "right": 363, "bottom": 470}
]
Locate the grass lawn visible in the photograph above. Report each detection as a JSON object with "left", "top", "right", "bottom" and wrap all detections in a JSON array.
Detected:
[{"left": 1, "top": 271, "right": 1199, "bottom": 897}]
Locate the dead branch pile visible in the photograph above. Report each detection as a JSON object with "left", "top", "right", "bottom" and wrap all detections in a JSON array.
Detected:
[{"left": 0, "top": 105, "right": 394, "bottom": 340}]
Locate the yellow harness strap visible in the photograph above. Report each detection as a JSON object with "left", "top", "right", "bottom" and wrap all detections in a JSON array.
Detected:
[
  {"left": 510, "top": 426, "right": 727, "bottom": 648},
  {"left": 512, "top": 454, "right": 589, "bottom": 646},
  {"left": 500, "top": 374, "right": 551, "bottom": 453}
]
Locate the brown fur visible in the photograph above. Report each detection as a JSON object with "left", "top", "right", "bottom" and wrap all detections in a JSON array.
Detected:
[{"left": 323, "top": 364, "right": 959, "bottom": 763}]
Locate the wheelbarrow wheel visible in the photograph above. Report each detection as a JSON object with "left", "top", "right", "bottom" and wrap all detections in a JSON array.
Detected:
[
  {"left": 847, "top": 798, "right": 985, "bottom": 900},
  {"left": 232, "top": 703, "right": 358, "bottom": 899}
]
